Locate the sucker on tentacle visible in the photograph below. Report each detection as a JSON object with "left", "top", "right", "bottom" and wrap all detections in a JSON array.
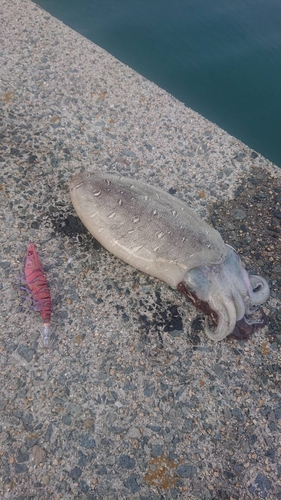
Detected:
[{"left": 70, "top": 171, "right": 270, "bottom": 342}]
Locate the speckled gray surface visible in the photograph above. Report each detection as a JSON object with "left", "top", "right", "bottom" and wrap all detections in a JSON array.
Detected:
[{"left": 0, "top": 1, "right": 280, "bottom": 499}]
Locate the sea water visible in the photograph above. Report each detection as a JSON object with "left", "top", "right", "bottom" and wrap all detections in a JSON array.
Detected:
[{"left": 34, "top": 0, "right": 281, "bottom": 167}]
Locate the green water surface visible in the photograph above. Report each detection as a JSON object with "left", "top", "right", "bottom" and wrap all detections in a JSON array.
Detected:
[{"left": 34, "top": 0, "right": 281, "bottom": 167}]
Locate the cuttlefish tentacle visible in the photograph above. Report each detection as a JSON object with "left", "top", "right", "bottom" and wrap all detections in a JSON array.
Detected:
[
  {"left": 204, "top": 295, "right": 237, "bottom": 341},
  {"left": 249, "top": 275, "right": 270, "bottom": 305}
]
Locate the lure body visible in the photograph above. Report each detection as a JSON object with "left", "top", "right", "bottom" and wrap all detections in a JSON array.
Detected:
[{"left": 24, "top": 242, "right": 52, "bottom": 347}]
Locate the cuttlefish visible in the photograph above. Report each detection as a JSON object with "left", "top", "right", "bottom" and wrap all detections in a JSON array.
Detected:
[{"left": 70, "top": 171, "right": 269, "bottom": 341}]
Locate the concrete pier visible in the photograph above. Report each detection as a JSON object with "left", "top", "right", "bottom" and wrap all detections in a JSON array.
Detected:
[{"left": 1, "top": 1, "right": 280, "bottom": 498}]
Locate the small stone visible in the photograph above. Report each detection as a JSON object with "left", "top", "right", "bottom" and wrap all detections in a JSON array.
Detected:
[
  {"left": 17, "top": 450, "right": 29, "bottom": 463},
  {"left": 25, "top": 435, "right": 39, "bottom": 448},
  {"left": 213, "top": 364, "right": 225, "bottom": 378},
  {"left": 41, "top": 475, "right": 50, "bottom": 485},
  {"left": 23, "top": 413, "right": 34, "bottom": 431},
  {"left": 234, "top": 152, "right": 246, "bottom": 162},
  {"left": 80, "top": 434, "right": 96, "bottom": 449},
  {"left": 124, "top": 473, "right": 140, "bottom": 493},
  {"left": 249, "top": 473, "right": 272, "bottom": 498},
  {"left": 69, "top": 466, "right": 82, "bottom": 480},
  {"left": 32, "top": 445, "right": 46, "bottom": 464},
  {"left": 79, "top": 479, "right": 89, "bottom": 493},
  {"left": 274, "top": 407, "right": 281, "bottom": 420},
  {"left": 50, "top": 156, "right": 59, "bottom": 167},
  {"left": 28, "top": 154, "right": 37, "bottom": 164},
  {"left": 147, "top": 424, "right": 162, "bottom": 433},
  {"left": 151, "top": 445, "right": 163, "bottom": 457},
  {"left": 78, "top": 450, "right": 87, "bottom": 468},
  {"left": 105, "top": 455, "right": 116, "bottom": 466},
  {"left": 144, "top": 385, "right": 154, "bottom": 397},
  {"left": 232, "top": 208, "right": 247, "bottom": 220},
  {"left": 119, "top": 454, "right": 136, "bottom": 469},
  {"left": 127, "top": 427, "right": 141, "bottom": 439},
  {"left": 62, "top": 414, "right": 72, "bottom": 426},
  {"left": 177, "top": 464, "right": 196, "bottom": 478},
  {"left": 110, "top": 425, "right": 123, "bottom": 434},
  {"left": 265, "top": 448, "right": 275, "bottom": 459},
  {"left": 0, "top": 398, "right": 7, "bottom": 410},
  {"left": 45, "top": 423, "right": 53, "bottom": 442},
  {"left": 273, "top": 210, "right": 281, "bottom": 220},
  {"left": 97, "top": 465, "right": 107, "bottom": 475},
  {"left": 12, "top": 409, "right": 23, "bottom": 423},
  {"left": 248, "top": 434, "right": 258, "bottom": 445},
  {"left": 0, "top": 261, "right": 10, "bottom": 269},
  {"left": 231, "top": 408, "right": 244, "bottom": 422},
  {"left": 123, "top": 383, "right": 136, "bottom": 392},
  {"left": 183, "top": 418, "right": 193, "bottom": 431},
  {"left": 17, "top": 345, "right": 35, "bottom": 362},
  {"left": 169, "top": 329, "right": 181, "bottom": 337},
  {"left": 83, "top": 418, "right": 95, "bottom": 430},
  {"left": 233, "top": 463, "right": 244, "bottom": 474},
  {"left": 223, "top": 167, "right": 233, "bottom": 176},
  {"left": 14, "top": 463, "right": 28, "bottom": 474},
  {"left": 122, "top": 149, "right": 136, "bottom": 157},
  {"left": 67, "top": 403, "right": 82, "bottom": 417}
]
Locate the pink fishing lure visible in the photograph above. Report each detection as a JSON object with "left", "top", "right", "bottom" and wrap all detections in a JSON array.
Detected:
[{"left": 24, "top": 242, "right": 52, "bottom": 347}]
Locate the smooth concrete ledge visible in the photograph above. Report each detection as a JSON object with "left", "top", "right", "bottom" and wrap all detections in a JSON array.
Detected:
[{"left": 1, "top": 1, "right": 280, "bottom": 499}]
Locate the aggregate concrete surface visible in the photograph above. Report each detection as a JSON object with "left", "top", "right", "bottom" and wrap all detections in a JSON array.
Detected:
[{"left": 0, "top": 1, "right": 280, "bottom": 499}]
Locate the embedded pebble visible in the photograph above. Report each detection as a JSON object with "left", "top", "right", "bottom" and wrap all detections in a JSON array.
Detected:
[
  {"left": 249, "top": 473, "right": 272, "bottom": 498},
  {"left": 32, "top": 445, "right": 46, "bottom": 464},
  {"left": 79, "top": 479, "right": 89, "bottom": 492},
  {"left": 17, "top": 345, "right": 35, "bottom": 362},
  {"left": 69, "top": 466, "right": 82, "bottom": 480},
  {"left": 127, "top": 427, "right": 141, "bottom": 439},
  {"left": 177, "top": 464, "right": 197, "bottom": 478},
  {"left": 41, "top": 475, "right": 50, "bottom": 485},
  {"left": 14, "top": 464, "right": 28, "bottom": 474},
  {"left": 232, "top": 208, "right": 247, "bottom": 220},
  {"left": 119, "top": 455, "right": 136, "bottom": 469},
  {"left": 79, "top": 434, "right": 96, "bottom": 449},
  {"left": 0, "top": 399, "right": 7, "bottom": 411},
  {"left": 17, "top": 450, "right": 29, "bottom": 463},
  {"left": 151, "top": 445, "right": 163, "bottom": 457},
  {"left": 124, "top": 474, "right": 140, "bottom": 493}
]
